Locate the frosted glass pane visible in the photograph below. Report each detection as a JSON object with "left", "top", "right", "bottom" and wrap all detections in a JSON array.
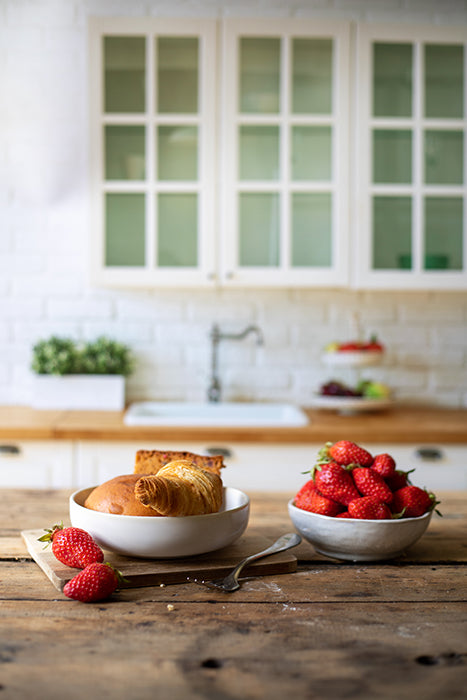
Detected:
[
  {"left": 157, "top": 194, "right": 198, "bottom": 266},
  {"left": 239, "top": 38, "right": 280, "bottom": 113},
  {"left": 424, "top": 197, "right": 463, "bottom": 270},
  {"left": 373, "top": 43, "right": 412, "bottom": 117},
  {"left": 425, "top": 44, "right": 464, "bottom": 118},
  {"left": 292, "top": 38, "right": 332, "bottom": 114},
  {"left": 157, "top": 126, "right": 198, "bottom": 180},
  {"left": 291, "top": 193, "right": 332, "bottom": 267},
  {"left": 105, "top": 193, "right": 145, "bottom": 266},
  {"left": 424, "top": 130, "right": 464, "bottom": 185},
  {"left": 239, "top": 193, "right": 279, "bottom": 266},
  {"left": 373, "top": 130, "right": 412, "bottom": 184},
  {"left": 157, "top": 37, "right": 198, "bottom": 114},
  {"left": 239, "top": 126, "right": 279, "bottom": 180},
  {"left": 105, "top": 126, "right": 145, "bottom": 180},
  {"left": 104, "top": 37, "right": 145, "bottom": 113},
  {"left": 292, "top": 126, "right": 332, "bottom": 180},
  {"left": 372, "top": 196, "right": 412, "bottom": 269}
]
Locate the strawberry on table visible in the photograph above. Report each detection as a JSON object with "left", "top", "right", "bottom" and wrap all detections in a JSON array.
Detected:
[
  {"left": 352, "top": 467, "right": 394, "bottom": 504},
  {"left": 392, "top": 485, "right": 438, "bottom": 518},
  {"left": 39, "top": 524, "right": 104, "bottom": 569},
  {"left": 313, "top": 462, "right": 360, "bottom": 506},
  {"left": 371, "top": 453, "right": 396, "bottom": 478},
  {"left": 348, "top": 496, "right": 392, "bottom": 520},
  {"left": 326, "top": 440, "right": 373, "bottom": 467},
  {"left": 63, "top": 562, "right": 122, "bottom": 603}
]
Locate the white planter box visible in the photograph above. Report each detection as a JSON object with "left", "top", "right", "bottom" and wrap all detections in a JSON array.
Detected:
[{"left": 31, "top": 375, "right": 125, "bottom": 410}]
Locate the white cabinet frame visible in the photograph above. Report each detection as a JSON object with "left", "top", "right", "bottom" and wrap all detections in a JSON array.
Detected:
[
  {"left": 89, "top": 17, "right": 218, "bottom": 288},
  {"left": 221, "top": 18, "right": 351, "bottom": 287},
  {"left": 354, "top": 23, "right": 467, "bottom": 290}
]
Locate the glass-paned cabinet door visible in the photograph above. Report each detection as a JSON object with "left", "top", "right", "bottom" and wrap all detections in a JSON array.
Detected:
[
  {"left": 89, "top": 18, "right": 217, "bottom": 287},
  {"left": 355, "top": 24, "right": 467, "bottom": 289},
  {"left": 221, "top": 19, "right": 350, "bottom": 286}
]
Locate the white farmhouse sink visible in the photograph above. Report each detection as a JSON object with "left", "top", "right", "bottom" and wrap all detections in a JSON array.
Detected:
[{"left": 124, "top": 401, "right": 309, "bottom": 427}]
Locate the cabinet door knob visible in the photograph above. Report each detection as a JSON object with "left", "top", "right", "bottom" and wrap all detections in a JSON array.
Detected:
[
  {"left": 204, "top": 446, "right": 233, "bottom": 459},
  {"left": 415, "top": 446, "right": 443, "bottom": 461},
  {"left": 0, "top": 444, "right": 21, "bottom": 455}
]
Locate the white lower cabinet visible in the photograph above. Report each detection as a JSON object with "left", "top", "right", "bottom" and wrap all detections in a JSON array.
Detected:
[
  {"left": 0, "top": 440, "right": 74, "bottom": 488},
  {"left": 1, "top": 439, "right": 465, "bottom": 492},
  {"left": 75, "top": 441, "right": 467, "bottom": 493}
]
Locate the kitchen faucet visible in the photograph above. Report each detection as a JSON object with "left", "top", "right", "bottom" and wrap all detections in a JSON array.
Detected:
[{"left": 207, "top": 323, "right": 264, "bottom": 403}]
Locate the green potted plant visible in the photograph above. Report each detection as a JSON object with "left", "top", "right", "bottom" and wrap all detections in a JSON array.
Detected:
[{"left": 30, "top": 336, "right": 134, "bottom": 410}]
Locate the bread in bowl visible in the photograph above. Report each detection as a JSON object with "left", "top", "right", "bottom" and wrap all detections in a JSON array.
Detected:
[{"left": 84, "top": 474, "right": 161, "bottom": 517}]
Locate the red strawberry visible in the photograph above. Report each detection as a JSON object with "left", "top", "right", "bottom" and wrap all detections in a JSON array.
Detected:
[
  {"left": 352, "top": 467, "right": 393, "bottom": 504},
  {"left": 392, "top": 486, "right": 437, "bottom": 518},
  {"left": 314, "top": 462, "right": 360, "bottom": 506},
  {"left": 294, "top": 479, "right": 316, "bottom": 500},
  {"left": 371, "top": 453, "right": 396, "bottom": 478},
  {"left": 327, "top": 440, "right": 373, "bottom": 467},
  {"left": 295, "top": 488, "right": 343, "bottom": 517},
  {"left": 348, "top": 496, "right": 392, "bottom": 520},
  {"left": 385, "top": 469, "right": 414, "bottom": 492},
  {"left": 336, "top": 511, "right": 352, "bottom": 518},
  {"left": 39, "top": 524, "right": 104, "bottom": 569},
  {"left": 63, "top": 562, "right": 122, "bottom": 603}
]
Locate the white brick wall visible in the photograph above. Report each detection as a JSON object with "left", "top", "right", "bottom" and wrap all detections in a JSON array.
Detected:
[{"left": 1, "top": 0, "right": 467, "bottom": 408}]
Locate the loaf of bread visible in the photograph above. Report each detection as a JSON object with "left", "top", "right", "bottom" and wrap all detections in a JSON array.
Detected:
[
  {"left": 134, "top": 449, "right": 224, "bottom": 477},
  {"left": 134, "top": 460, "right": 223, "bottom": 516},
  {"left": 84, "top": 474, "right": 162, "bottom": 517}
]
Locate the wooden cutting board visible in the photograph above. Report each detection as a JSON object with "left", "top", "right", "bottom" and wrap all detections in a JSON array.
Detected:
[{"left": 22, "top": 529, "right": 298, "bottom": 592}]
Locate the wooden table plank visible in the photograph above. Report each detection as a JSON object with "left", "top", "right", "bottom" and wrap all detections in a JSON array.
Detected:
[{"left": 1, "top": 600, "right": 466, "bottom": 700}]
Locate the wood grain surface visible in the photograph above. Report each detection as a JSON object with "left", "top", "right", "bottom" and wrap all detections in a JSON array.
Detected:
[
  {"left": 0, "top": 404, "right": 466, "bottom": 443},
  {"left": 1, "top": 488, "right": 466, "bottom": 700}
]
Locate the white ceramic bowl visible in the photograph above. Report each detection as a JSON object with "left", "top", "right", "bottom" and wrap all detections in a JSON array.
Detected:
[
  {"left": 288, "top": 501, "right": 432, "bottom": 562},
  {"left": 70, "top": 486, "right": 250, "bottom": 558}
]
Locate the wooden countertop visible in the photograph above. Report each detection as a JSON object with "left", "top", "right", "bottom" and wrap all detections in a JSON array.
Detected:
[
  {"left": 1, "top": 488, "right": 466, "bottom": 699},
  {"left": 0, "top": 404, "right": 466, "bottom": 443}
]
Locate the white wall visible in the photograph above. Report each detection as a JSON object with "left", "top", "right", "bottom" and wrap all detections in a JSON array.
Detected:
[{"left": 1, "top": 0, "right": 467, "bottom": 409}]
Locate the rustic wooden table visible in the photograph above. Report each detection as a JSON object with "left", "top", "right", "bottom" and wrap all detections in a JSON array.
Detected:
[{"left": 1, "top": 488, "right": 466, "bottom": 700}]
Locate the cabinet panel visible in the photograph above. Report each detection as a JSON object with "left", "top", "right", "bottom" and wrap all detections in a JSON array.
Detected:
[
  {"left": 75, "top": 441, "right": 467, "bottom": 493},
  {"left": 221, "top": 18, "right": 351, "bottom": 287},
  {"left": 90, "top": 17, "right": 218, "bottom": 288},
  {"left": 355, "top": 23, "right": 467, "bottom": 289},
  {"left": 0, "top": 441, "right": 74, "bottom": 489}
]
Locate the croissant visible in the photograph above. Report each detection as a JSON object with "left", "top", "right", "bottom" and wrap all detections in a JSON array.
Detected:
[{"left": 134, "top": 460, "right": 223, "bottom": 516}]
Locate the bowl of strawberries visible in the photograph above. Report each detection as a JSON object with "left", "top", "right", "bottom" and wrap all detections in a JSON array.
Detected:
[{"left": 288, "top": 440, "right": 439, "bottom": 562}]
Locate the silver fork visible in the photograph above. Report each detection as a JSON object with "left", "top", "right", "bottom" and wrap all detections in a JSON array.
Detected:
[{"left": 194, "top": 532, "right": 301, "bottom": 592}]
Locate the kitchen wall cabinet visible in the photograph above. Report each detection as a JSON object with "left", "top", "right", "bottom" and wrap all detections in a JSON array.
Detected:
[
  {"left": 354, "top": 23, "right": 467, "bottom": 289},
  {"left": 89, "top": 18, "right": 467, "bottom": 290},
  {"left": 89, "top": 17, "right": 350, "bottom": 289},
  {"left": 0, "top": 441, "right": 74, "bottom": 489},
  {"left": 89, "top": 18, "right": 218, "bottom": 288}
]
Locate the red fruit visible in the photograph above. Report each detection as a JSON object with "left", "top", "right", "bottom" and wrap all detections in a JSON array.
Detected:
[
  {"left": 63, "top": 562, "right": 122, "bottom": 603},
  {"left": 352, "top": 467, "right": 393, "bottom": 504},
  {"left": 314, "top": 462, "right": 360, "bottom": 506},
  {"left": 385, "top": 469, "right": 414, "bottom": 492},
  {"left": 39, "top": 524, "right": 104, "bottom": 569},
  {"left": 295, "top": 488, "right": 343, "bottom": 517},
  {"left": 392, "top": 486, "right": 437, "bottom": 518},
  {"left": 362, "top": 335, "right": 384, "bottom": 352},
  {"left": 336, "top": 511, "right": 352, "bottom": 518},
  {"left": 328, "top": 440, "right": 373, "bottom": 467},
  {"left": 338, "top": 341, "right": 363, "bottom": 352},
  {"left": 372, "top": 453, "right": 396, "bottom": 478},
  {"left": 348, "top": 496, "right": 392, "bottom": 520}
]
